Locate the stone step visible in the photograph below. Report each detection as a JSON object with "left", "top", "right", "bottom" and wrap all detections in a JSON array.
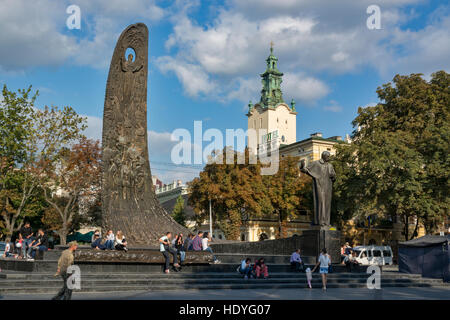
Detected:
[
  {"left": 0, "top": 280, "right": 443, "bottom": 291},
  {"left": 0, "top": 281, "right": 446, "bottom": 295},
  {"left": 0, "top": 275, "right": 442, "bottom": 286},
  {"left": 0, "top": 272, "right": 426, "bottom": 280},
  {"left": 0, "top": 273, "right": 446, "bottom": 290},
  {"left": 0, "top": 259, "right": 368, "bottom": 274},
  {"left": 214, "top": 254, "right": 316, "bottom": 264}
]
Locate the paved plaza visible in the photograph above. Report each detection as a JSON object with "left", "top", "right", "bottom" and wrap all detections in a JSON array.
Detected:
[{"left": 1, "top": 287, "right": 448, "bottom": 300}]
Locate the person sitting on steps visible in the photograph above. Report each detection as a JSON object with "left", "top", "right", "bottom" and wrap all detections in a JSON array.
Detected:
[
  {"left": 174, "top": 233, "right": 186, "bottom": 265},
  {"left": 91, "top": 233, "right": 106, "bottom": 250},
  {"left": 105, "top": 230, "right": 115, "bottom": 250},
  {"left": 290, "top": 249, "right": 304, "bottom": 272},
  {"left": 184, "top": 233, "right": 194, "bottom": 251},
  {"left": 255, "top": 258, "right": 269, "bottom": 279},
  {"left": 238, "top": 258, "right": 253, "bottom": 279},
  {"left": 27, "top": 229, "right": 49, "bottom": 259},
  {"left": 114, "top": 230, "right": 128, "bottom": 251},
  {"left": 192, "top": 231, "right": 203, "bottom": 251},
  {"left": 343, "top": 250, "right": 360, "bottom": 272},
  {"left": 202, "top": 232, "right": 220, "bottom": 264},
  {"left": 159, "top": 232, "right": 181, "bottom": 274}
]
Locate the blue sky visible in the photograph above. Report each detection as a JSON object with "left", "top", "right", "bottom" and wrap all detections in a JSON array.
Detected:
[{"left": 0, "top": 0, "right": 448, "bottom": 183}]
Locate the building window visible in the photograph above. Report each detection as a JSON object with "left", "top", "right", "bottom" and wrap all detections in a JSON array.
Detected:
[
  {"left": 241, "top": 234, "right": 246, "bottom": 241},
  {"left": 218, "top": 234, "right": 223, "bottom": 240}
]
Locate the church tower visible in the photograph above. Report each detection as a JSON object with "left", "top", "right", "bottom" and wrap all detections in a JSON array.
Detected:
[{"left": 247, "top": 44, "right": 297, "bottom": 154}]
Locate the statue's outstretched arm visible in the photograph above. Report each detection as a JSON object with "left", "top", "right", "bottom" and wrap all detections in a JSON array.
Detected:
[{"left": 299, "top": 159, "right": 312, "bottom": 177}]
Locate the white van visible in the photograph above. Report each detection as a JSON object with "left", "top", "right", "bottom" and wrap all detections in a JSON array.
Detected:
[{"left": 352, "top": 245, "right": 393, "bottom": 266}]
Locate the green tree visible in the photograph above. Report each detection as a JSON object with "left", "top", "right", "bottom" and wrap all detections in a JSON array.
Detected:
[
  {"left": 0, "top": 85, "right": 42, "bottom": 237},
  {"left": 333, "top": 71, "right": 450, "bottom": 240},
  {"left": 188, "top": 147, "right": 268, "bottom": 240},
  {"left": 263, "top": 156, "right": 308, "bottom": 238},
  {"left": 188, "top": 149, "right": 309, "bottom": 240},
  {"left": 172, "top": 195, "right": 186, "bottom": 227},
  {"left": 37, "top": 138, "right": 101, "bottom": 245}
]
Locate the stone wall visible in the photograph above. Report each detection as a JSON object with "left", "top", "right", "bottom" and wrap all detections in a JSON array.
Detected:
[
  {"left": 210, "top": 236, "right": 303, "bottom": 255},
  {"left": 210, "top": 232, "right": 341, "bottom": 263}
]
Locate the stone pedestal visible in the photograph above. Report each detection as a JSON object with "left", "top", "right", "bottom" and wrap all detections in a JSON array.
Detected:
[{"left": 301, "top": 228, "right": 341, "bottom": 264}]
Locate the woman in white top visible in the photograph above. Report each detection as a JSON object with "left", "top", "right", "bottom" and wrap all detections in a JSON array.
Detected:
[
  {"left": 202, "top": 232, "right": 220, "bottom": 263},
  {"left": 201, "top": 233, "right": 209, "bottom": 250},
  {"left": 312, "top": 248, "right": 331, "bottom": 291},
  {"left": 115, "top": 230, "right": 128, "bottom": 252}
]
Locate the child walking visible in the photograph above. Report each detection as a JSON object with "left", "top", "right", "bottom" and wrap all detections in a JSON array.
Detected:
[{"left": 306, "top": 267, "right": 312, "bottom": 289}]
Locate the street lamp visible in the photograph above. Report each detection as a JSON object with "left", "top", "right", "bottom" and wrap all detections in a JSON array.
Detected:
[{"left": 209, "top": 198, "right": 213, "bottom": 237}]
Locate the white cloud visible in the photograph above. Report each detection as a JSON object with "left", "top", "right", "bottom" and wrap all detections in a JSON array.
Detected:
[
  {"left": 227, "top": 78, "right": 260, "bottom": 104},
  {"left": 1, "top": 0, "right": 448, "bottom": 110},
  {"left": 157, "top": 0, "right": 449, "bottom": 103},
  {"left": 0, "top": 0, "right": 76, "bottom": 71},
  {"left": 323, "top": 100, "right": 343, "bottom": 112},
  {"left": 0, "top": 0, "right": 166, "bottom": 72},
  {"left": 379, "top": 15, "right": 450, "bottom": 76},
  {"left": 157, "top": 56, "right": 216, "bottom": 97},
  {"left": 158, "top": 9, "right": 330, "bottom": 104},
  {"left": 73, "top": 0, "right": 165, "bottom": 21},
  {"left": 283, "top": 73, "right": 329, "bottom": 104}
]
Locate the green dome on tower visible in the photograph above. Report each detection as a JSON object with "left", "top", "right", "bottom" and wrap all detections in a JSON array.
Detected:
[{"left": 259, "top": 43, "right": 286, "bottom": 109}]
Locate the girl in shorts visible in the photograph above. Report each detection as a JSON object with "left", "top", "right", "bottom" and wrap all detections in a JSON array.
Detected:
[{"left": 312, "top": 248, "right": 331, "bottom": 291}]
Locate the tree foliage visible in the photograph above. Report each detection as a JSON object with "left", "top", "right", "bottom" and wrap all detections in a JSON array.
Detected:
[
  {"left": 0, "top": 85, "right": 100, "bottom": 242},
  {"left": 0, "top": 85, "right": 41, "bottom": 237},
  {"left": 263, "top": 156, "right": 309, "bottom": 238},
  {"left": 188, "top": 148, "right": 268, "bottom": 240},
  {"left": 333, "top": 71, "right": 449, "bottom": 239},
  {"left": 188, "top": 148, "right": 308, "bottom": 240},
  {"left": 172, "top": 195, "right": 186, "bottom": 227},
  {"left": 37, "top": 138, "right": 101, "bottom": 245}
]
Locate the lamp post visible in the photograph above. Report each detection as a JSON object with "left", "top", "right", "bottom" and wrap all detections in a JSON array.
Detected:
[{"left": 209, "top": 198, "right": 213, "bottom": 236}]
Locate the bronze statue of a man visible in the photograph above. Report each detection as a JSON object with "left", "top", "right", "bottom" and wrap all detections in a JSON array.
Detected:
[{"left": 300, "top": 151, "right": 336, "bottom": 227}]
